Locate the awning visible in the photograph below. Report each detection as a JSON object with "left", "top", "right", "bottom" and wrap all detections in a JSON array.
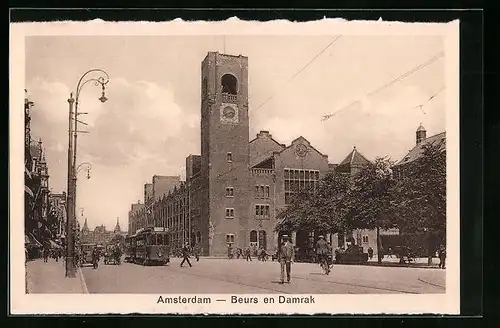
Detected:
[
  {"left": 49, "top": 240, "right": 62, "bottom": 249},
  {"left": 25, "top": 185, "right": 34, "bottom": 198},
  {"left": 25, "top": 166, "right": 32, "bottom": 180}
]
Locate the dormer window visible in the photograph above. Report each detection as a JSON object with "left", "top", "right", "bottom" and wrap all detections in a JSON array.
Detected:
[{"left": 227, "top": 152, "right": 233, "bottom": 162}]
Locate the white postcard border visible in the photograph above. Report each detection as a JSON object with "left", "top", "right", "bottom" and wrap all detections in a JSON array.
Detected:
[{"left": 10, "top": 18, "right": 460, "bottom": 315}]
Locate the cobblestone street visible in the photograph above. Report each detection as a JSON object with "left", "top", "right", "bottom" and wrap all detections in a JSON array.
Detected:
[{"left": 75, "top": 257, "right": 446, "bottom": 294}]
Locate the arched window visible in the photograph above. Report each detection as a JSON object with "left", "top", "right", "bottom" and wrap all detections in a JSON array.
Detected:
[
  {"left": 221, "top": 74, "right": 238, "bottom": 95},
  {"left": 250, "top": 230, "right": 257, "bottom": 243},
  {"left": 196, "top": 231, "right": 202, "bottom": 243}
]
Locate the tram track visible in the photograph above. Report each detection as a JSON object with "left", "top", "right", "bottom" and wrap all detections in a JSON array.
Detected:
[
  {"left": 292, "top": 275, "right": 419, "bottom": 294},
  {"left": 165, "top": 264, "right": 422, "bottom": 294},
  {"left": 166, "top": 265, "right": 294, "bottom": 294},
  {"left": 417, "top": 277, "right": 445, "bottom": 290}
]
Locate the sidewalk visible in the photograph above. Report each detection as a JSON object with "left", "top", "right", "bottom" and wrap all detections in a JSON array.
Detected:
[
  {"left": 364, "top": 256, "right": 444, "bottom": 269},
  {"left": 25, "top": 258, "right": 88, "bottom": 294}
]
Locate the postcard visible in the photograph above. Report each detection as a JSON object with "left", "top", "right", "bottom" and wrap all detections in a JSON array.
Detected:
[{"left": 10, "top": 17, "right": 460, "bottom": 314}]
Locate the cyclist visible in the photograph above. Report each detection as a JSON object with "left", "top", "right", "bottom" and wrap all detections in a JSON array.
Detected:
[{"left": 315, "top": 235, "right": 331, "bottom": 274}]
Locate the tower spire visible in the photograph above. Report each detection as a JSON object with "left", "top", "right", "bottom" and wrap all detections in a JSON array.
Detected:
[
  {"left": 114, "top": 217, "right": 121, "bottom": 233},
  {"left": 416, "top": 123, "right": 427, "bottom": 145},
  {"left": 82, "top": 217, "right": 89, "bottom": 231}
]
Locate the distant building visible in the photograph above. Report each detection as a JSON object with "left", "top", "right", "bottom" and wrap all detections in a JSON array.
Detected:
[
  {"left": 24, "top": 90, "right": 53, "bottom": 248},
  {"left": 128, "top": 52, "right": 341, "bottom": 256},
  {"left": 393, "top": 124, "right": 446, "bottom": 179},
  {"left": 80, "top": 217, "right": 127, "bottom": 246},
  {"left": 48, "top": 192, "right": 67, "bottom": 239}
]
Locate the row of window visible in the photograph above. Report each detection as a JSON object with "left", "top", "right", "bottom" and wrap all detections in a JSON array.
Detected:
[
  {"left": 226, "top": 231, "right": 268, "bottom": 248},
  {"left": 284, "top": 180, "right": 318, "bottom": 192},
  {"left": 226, "top": 185, "right": 271, "bottom": 199},
  {"left": 255, "top": 185, "right": 270, "bottom": 199},
  {"left": 284, "top": 169, "right": 320, "bottom": 205},
  {"left": 284, "top": 169, "right": 320, "bottom": 181},
  {"left": 224, "top": 205, "right": 271, "bottom": 219},
  {"left": 255, "top": 205, "right": 270, "bottom": 218}
]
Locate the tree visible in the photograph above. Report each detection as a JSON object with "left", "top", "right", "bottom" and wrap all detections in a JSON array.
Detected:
[
  {"left": 391, "top": 141, "right": 446, "bottom": 253},
  {"left": 275, "top": 171, "right": 351, "bottom": 236},
  {"left": 343, "top": 157, "right": 396, "bottom": 264}
]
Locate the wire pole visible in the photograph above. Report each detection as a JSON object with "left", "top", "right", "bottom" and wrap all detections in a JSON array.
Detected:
[{"left": 65, "top": 94, "right": 76, "bottom": 278}]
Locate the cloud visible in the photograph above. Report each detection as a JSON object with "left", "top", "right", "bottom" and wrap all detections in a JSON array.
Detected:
[
  {"left": 27, "top": 76, "right": 199, "bottom": 231},
  {"left": 25, "top": 34, "right": 446, "bottom": 231}
]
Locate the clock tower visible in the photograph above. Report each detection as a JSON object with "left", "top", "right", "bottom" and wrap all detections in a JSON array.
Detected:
[{"left": 199, "top": 52, "right": 250, "bottom": 255}]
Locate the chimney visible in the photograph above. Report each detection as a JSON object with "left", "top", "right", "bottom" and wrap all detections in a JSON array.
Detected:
[
  {"left": 257, "top": 130, "right": 271, "bottom": 139},
  {"left": 416, "top": 123, "right": 427, "bottom": 145}
]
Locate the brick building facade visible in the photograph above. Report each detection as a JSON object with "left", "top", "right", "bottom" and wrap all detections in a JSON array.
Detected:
[{"left": 128, "top": 51, "right": 355, "bottom": 256}]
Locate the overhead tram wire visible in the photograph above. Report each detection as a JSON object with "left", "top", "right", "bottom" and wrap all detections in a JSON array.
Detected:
[
  {"left": 321, "top": 51, "right": 445, "bottom": 122},
  {"left": 253, "top": 35, "right": 342, "bottom": 113},
  {"left": 412, "top": 86, "right": 446, "bottom": 115}
]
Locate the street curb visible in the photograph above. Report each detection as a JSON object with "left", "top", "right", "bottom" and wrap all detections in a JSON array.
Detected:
[
  {"left": 25, "top": 264, "right": 33, "bottom": 294},
  {"left": 197, "top": 257, "right": 443, "bottom": 270},
  {"left": 77, "top": 267, "right": 89, "bottom": 294}
]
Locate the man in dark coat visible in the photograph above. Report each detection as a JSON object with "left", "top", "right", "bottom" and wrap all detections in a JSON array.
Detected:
[
  {"left": 180, "top": 242, "right": 192, "bottom": 267},
  {"left": 315, "top": 235, "right": 331, "bottom": 274},
  {"left": 278, "top": 235, "right": 295, "bottom": 284},
  {"left": 92, "top": 247, "right": 100, "bottom": 269},
  {"left": 438, "top": 245, "right": 446, "bottom": 269}
]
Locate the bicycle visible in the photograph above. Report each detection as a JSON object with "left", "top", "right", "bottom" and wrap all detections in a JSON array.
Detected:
[{"left": 318, "top": 255, "right": 331, "bottom": 275}]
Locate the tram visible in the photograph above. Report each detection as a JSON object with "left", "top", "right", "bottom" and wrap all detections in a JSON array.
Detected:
[
  {"left": 124, "top": 235, "right": 136, "bottom": 263},
  {"left": 127, "top": 227, "right": 170, "bottom": 266}
]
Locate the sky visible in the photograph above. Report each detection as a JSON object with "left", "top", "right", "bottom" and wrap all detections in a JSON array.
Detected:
[{"left": 25, "top": 34, "right": 446, "bottom": 231}]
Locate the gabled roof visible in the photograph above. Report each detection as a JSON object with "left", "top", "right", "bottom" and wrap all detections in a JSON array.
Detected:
[
  {"left": 249, "top": 131, "right": 285, "bottom": 149},
  {"left": 338, "top": 147, "right": 371, "bottom": 167},
  {"left": 281, "top": 136, "right": 328, "bottom": 158},
  {"left": 396, "top": 132, "right": 446, "bottom": 166}
]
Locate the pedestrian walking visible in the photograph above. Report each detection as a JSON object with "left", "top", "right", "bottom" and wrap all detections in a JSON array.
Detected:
[
  {"left": 438, "top": 244, "right": 446, "bottom": 269},
  {"left": 278, "top": 235, "right": 295, "bottom": 284},
  {"left": 194, "top": 244, "right": 200, "bottom": 262},
  {"left": 244, "top": 247, "right": 252, "bottom": 261},
  {"left": 43, "top": 246, "right": 49, "bottom": 263},
  {"left": 92, "top": 246, "right": 100, "bottom": 269},
  {"left": 367, "top": 246, "right": 374, "bottom": 260},
  {"left": 180, "top": 242, "right": 192, "bottom": 267}
]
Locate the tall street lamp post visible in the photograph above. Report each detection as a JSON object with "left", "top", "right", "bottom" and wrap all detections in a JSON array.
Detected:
[{"left": 65, "top": 69, "right": 109, "bottom": 278}]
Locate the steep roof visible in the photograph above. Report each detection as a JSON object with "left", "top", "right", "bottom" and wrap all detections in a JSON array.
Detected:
[
  {"left": 114, "top": 218, "right": 122, "bottom": 233},
  {"left": 396, "top": 132, "right": 446, "bottom": 166},
  {"left": 416, "top": 123, "right": 427, "bottom": 132},
  {"left": 338, "top": 147, "right": 371, "bottom": 167},
  {"left": 82, "top": 218, "right": 89, "bottom": 231}
]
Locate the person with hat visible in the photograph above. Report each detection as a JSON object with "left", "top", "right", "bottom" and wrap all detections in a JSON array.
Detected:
[
  {"left": 278, "top": 235, "right": 295, "bottom": 284},
  {"left": 316, "top": 235, "right": 331, "bottom": 274}
]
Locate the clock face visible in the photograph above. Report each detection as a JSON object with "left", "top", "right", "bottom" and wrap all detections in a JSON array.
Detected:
[
  {"left": 220, "top": 103, "right": 238, "bottom": 123},
  {"left": 223, "top": 106, "right": 236, "bottom": 119}
]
